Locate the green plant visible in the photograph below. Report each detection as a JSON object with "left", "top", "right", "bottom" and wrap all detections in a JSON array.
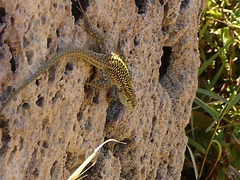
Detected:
[{"left": 182, "top": 0, "right": 240, "bottom": 179}]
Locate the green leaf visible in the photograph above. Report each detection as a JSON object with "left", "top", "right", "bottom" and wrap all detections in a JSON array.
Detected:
[
  {"left": 194, "top": 97, "right": 220, "bottom": 120},
  {"left": 205, "top": 62, "right": 225, "bottom": 91},
  {"left": 204, "top": 29, "right": 216, "bottom": 48},
  {"left": 205, "top": 140, "right": 222, "bottom": 179},
  {"left": 222, "top": 91, "right": 240, "bottom": 115},
  {"left": 199, "top": 46, "right": 207, "bottom": 63},
  {"left": 232, "top": 6, "right": 240, "bottom": 23},
  {"left": 198, "top": 38, "right": 235, "bottom": 76},
  {"left": 199, "top": 20, "right": 210, "bottom": 41},
  {"left": 197, "top": 88, "right": 228, "bottom": 103},
  {"left": 219, "top": 27, "right": 232, "bottom": 48},
  {"left": 206, "top": 9, "right": 222, "bottom": 19},
  {"left": 186, "top": 145, "right": 198, "bottom": 179},
  {"left": 188, "top": 137, "right": 206, "bottom": 154}
]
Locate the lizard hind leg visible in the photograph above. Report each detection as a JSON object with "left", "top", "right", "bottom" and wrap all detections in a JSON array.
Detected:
[
  {"left": 86, "top": 68, "right": 121, "bottom": 105},
  {"left": 84, "top": 69, "right": 111, "bottom": 105},
  {"left": 85, "top": 79, "right": 119, "bottom": 106},
  {"left": 85, "top": 78, "right": 111, "bottom": 90},
  {"left": 76, "top": 0, "right": 106, "bottom": 51},
  {"left": 85, "top": 68, "right": 111, "bottom": 89}
]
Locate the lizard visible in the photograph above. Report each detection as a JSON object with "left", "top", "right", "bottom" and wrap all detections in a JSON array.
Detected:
[{"left": 0, "top": 1, "right": 137, "bottom": 114}]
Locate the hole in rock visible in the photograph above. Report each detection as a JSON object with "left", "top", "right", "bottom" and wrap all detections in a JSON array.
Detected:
[
  {"left": 47, "top": 37, "right": 52, "bottom": 49},
  {"left": 159, "top": 0, "right": 165, "bottom": 6},
  {"left": 33, "top": 168, "right": 39, "bottom": 177},
  {"left": 9, "top": 57, "right": 17, "bottom": 73},
  {"left": 106, "top": 100, "right": 124, "bottom": 123},
  {"left": 85, "top": 119, "right": 92, "bottom": 131},
  {"left": 50, "top": 160, "right": 58, "bottom": 177},
  {"left": 65, "top": 62, "right": 74, "bottom": 73},
  {"left": 19, "top": 136, "right": 24, "bottom": 150},
  {"left": 22, "top": 103, "right": 30, "bottom": 109},
  {"left": 48, "top": 65, "right": 56, "bottom": 83},
  {"left": 0, "top": 119, "right": 11, "bottom": 156},
  {"left": 71, "top": 0, "right": 89, "bottom": 22},
  {"left": 56, "top": 29, "right": 60, "bottom": 37},
  {"left": 93, "top": 92, "right": 99, "bottom": 104},
  {"left": 36, "top": 95, "right": 44, "bottom": 107},
  {"left": 159, "top": 46, "right": 172, "bottom": 80},
  {"left": 0, "top": 86, "right": 12, "bottom": 102},
  {"left": 52, "top": 91, "right": 60, "bottom": 104},
  {"left": 163, "top": 3, "right": 169, "bottom": 14},
  {"left": 0, "top": 7, "right": 6, "bottom": 23},
  {"left": 180, "top": 0, "right": 190, "bottom": 10},
  {"left": 77, "top": 111, "right": 83, "bottom": 123},
  {"left": 135, "top": 0, "right": 147, "bottom": 14},
  {"left": 42, "top": 140, "right": 49, "bottom": 148},
  {"left": 35, "top": 79, "right": 40, "bottom": 86},
  {"left": 26, "top": 51, "right": 34, "bottom": 65},
  {"left": 134, "top": 36, "right": 140, "bottom": 46}
]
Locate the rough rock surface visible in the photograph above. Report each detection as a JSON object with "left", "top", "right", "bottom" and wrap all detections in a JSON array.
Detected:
[{"left": 0, "top": 0, "right": 204, "bottom": 179}]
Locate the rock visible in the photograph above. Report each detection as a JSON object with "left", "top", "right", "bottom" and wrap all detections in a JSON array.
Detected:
[{"left": 0, "top": 0, "right": 205, "bottom": 179}]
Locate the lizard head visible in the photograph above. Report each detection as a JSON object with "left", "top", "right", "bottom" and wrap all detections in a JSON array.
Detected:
[{"left": 118, "top": 86, "right": 137, "bottom": 110}]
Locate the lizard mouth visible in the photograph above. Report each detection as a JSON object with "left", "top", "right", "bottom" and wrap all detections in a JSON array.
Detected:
[{"left": 118, "top": 91, "right": 136, "bottom": 109}]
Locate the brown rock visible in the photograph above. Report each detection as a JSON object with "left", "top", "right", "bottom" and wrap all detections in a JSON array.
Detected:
[{"left": 0, "top": 0, "right": 205, "bottom": 179}]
